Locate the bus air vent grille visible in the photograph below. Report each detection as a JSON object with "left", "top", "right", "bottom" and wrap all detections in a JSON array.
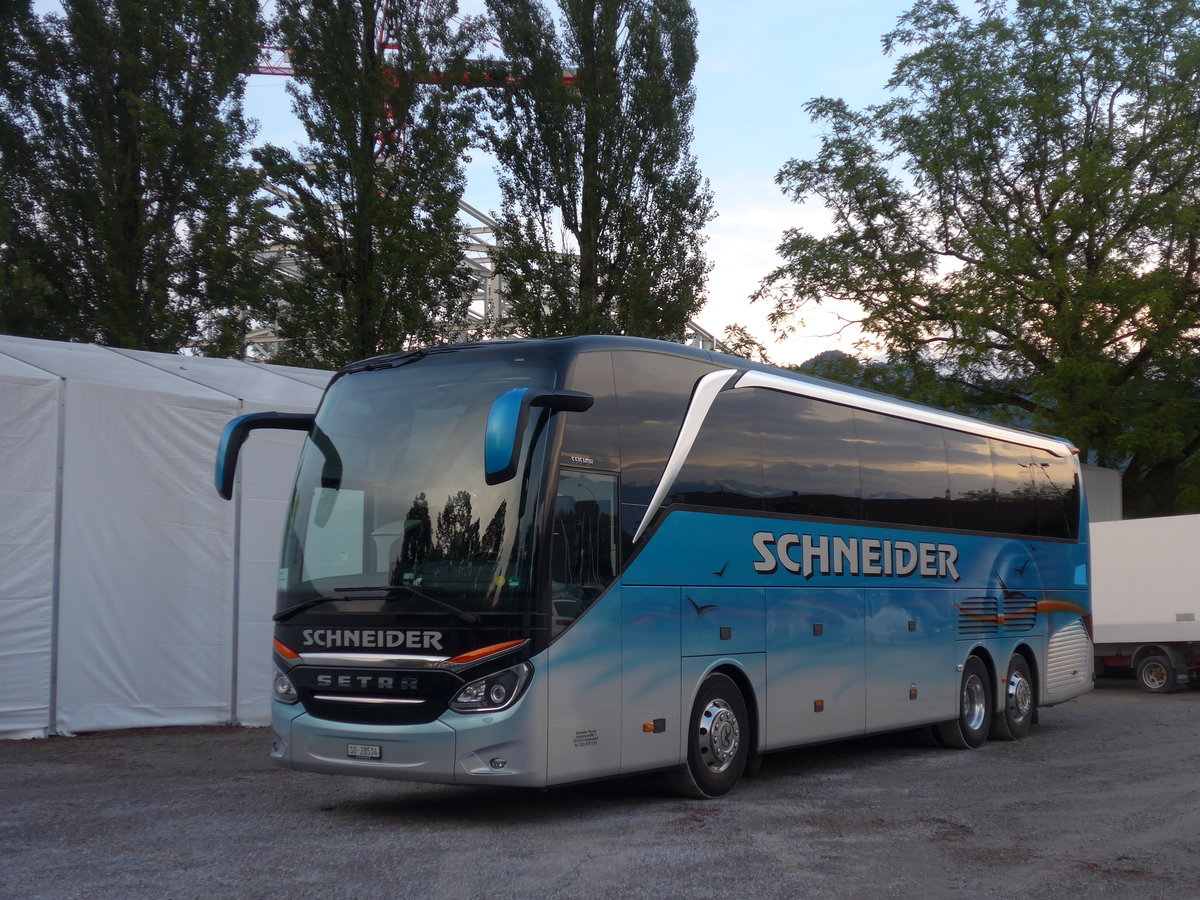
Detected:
[
  {"left": 956, "top": 597, "right": 999, "bottom": 637},
  {"left": 1045, "top": 619, "right": 1091, "bottom": 699},
  {"left": 1001, "top": 595, "right": 1037, "bottom": 633}
]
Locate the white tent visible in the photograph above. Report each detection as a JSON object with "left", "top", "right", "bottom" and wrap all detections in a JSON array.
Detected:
[{"left": 0, "top": 336, "right": 330, "bottom": 738}]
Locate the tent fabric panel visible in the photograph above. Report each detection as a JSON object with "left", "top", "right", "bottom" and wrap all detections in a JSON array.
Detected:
[
  {"left": 0, "top": 608, "right": 55, "bottom": 739},
  {"left": 0, "top": 371, "right": 60, "bottom": 738},
  {"left": 0, "top": 335, "right": 229, "bottom": 399},
  {"left": 111, "top": 349, "right": 328, "bottom": 408},
  {"left": 0, "top": 351, "right": 58, "bottom": 380},
  {"left": 55, "top": 380, "right": 239, "bottom": 734},
  {"left": 259, "top": 362, "right": 334, "bottom": 390}
]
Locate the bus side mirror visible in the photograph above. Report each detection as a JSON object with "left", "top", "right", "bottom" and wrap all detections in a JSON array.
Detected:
[
  {"left": 485, "top": 388, "right": 593, "bottom": 485},
  {"left": 215, "top": 411, "right": 315, "bottom": 500}
]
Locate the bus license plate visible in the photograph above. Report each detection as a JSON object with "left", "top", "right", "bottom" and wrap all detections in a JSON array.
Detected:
[{"left": 347, "top": 743, "right": 381, "bottom": 760}]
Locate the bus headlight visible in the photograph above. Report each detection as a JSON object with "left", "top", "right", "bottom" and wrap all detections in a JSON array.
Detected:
[
  {"left": 273, "top": 668, "right": 299, "bottom": 704},
  {"left": 450, "top": 662, "right": 532, "bottom": 713}
]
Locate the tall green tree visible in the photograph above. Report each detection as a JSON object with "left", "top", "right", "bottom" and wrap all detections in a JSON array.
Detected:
[
  {"left": 484, "top": 0, "right": 713, "bottom": 338},
  {"left": 757, "top": 0, "right": 1200, "bottom": 516},
  {"left": 0, "top": 2, "right": 56, "bottom": 338},
  {"left": 0, "top": 0, "right": 272, "bottom": 355},
  {"left": 254, "top": 0, "right": 482, "bottom": 369}
]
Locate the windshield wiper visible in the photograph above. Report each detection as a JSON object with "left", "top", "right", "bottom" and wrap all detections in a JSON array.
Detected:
[
  {"left": 273, "top": 584, "right": 481, "bottom": 626},
  {"left": 273, "top": 596, "right": 337, "bottom": 623},
  {"left": 332, "top": 585, "right": 481, "bottom": 626}
]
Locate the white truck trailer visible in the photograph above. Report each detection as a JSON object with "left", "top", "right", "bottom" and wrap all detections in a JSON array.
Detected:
[{"left": 1091, "top": 514, "right": 1200, "bottom": 691}]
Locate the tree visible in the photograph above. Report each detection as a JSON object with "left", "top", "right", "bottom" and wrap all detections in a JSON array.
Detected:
[
  {"left": 794, "top": 349, "right": 983, "bottom": 415},
  {"left": 0, "top": 2, "right": 59, "bottom": 339},
  {"left": 484, "top": 0, "right": 713, "bottom": 339},
  {"left": 435, "top": 489, "right": 480, "bottom": 561},
  {"left": 720, "top": 323, "right": 772, "bottom": 364},
  {"left": 757, "top": 0, "right": 1200, "bottom": 516},
  {"left": 254, "top": 0, "right": 482, "bottom": 369},
  {"left": 0, "top": 0, "right": 273, "bottom": 355}
]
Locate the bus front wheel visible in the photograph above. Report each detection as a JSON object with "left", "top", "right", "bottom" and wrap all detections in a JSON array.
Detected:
[
  {"left": 936, "top": 656, "right": 992, "bottom": 749},
  {"left": 669, "top": 673, "right": 750, "bottom": 799}
]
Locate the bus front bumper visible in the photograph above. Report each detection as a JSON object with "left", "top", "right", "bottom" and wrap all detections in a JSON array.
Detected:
[{"left": 271, "top": 698, "right": 548, "bottom": 788}]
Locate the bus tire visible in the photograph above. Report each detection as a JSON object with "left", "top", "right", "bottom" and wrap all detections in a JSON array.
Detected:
[
  {"left": 1136, "top": 655, "right": 1176, "bottom": 693},
  {"left": 668, "top": 673, "right": 750, "bottom": 799},
  {"left": 936, "top": 656, "right": 992, "bottom": 749},
  {"left": 990, "top": 654, "right": 1034, "bottom": 741}
]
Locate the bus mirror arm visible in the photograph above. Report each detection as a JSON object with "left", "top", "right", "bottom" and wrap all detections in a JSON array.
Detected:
[
  {"left": 311, "top": 427, "right": 343, "bottom": 490},
  {"left": 214, "top": 412, "right": 316, "bottom": 500},
  {"left": 485, "top": 388, "right": 594, "bottom": 485},
  {"left": 517, "top": 411, "right": 553, "bottom": 519}
]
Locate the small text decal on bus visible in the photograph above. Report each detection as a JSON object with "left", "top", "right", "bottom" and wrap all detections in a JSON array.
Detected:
[{"left": 752, "top": 532, "right": 961, "bottom": 581}]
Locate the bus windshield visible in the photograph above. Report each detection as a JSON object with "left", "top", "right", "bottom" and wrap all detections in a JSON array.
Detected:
[{"left": 278, "top": 350, "right": 557, "bottom": 622}]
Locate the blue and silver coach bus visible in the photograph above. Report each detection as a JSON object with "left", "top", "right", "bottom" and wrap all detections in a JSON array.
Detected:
[{"left": 215, "top": 336, "right": 1091, "bottom": 798}]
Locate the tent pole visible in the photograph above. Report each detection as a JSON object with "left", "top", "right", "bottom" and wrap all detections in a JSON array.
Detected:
[
  {"left": 230, "top": 408, "right": 244, "bottom": 726},
  {"left": 48, "top": 379, "right": 67, "bottom": 736}
]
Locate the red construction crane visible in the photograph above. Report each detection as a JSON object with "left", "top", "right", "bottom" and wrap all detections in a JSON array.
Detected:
[{"left": 250, "top": 8, "right": 576, "bottom": 153}]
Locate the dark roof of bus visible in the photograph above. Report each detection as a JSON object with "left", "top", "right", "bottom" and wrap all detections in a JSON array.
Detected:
[{"left": 335, "top": 335, "right": 1077, "bottom": 453}]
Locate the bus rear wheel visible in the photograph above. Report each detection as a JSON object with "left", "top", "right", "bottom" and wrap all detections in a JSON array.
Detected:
[
  {"left": 669, "top": 673, "right": 750, "bottom": 799},
  {"left": 990, "top": 654, "right": 1034, "bottom": 741},
  {"left": 936, "top": 656, "right": 992, "bottom": 749}
]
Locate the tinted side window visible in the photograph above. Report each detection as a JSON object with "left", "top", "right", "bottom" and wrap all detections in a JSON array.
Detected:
[
  {"left": 613, "top": 352, "right": 718, "bottom": 505},
  {"left": 992, "top": 441, "right": 1041, "bottom": 536},
  {"left": 855, "top": 411, "right": 951, "bottom": 528},
  {"left": 759, "top": 390, "right": 862, "bottom": 521},
  {"left": 945, "top": 431, "right": 996, "bottom": 532},
  {"left": 1033, "top": 449, "right": 1080, "bottom": 539},
  {"left": 670, "top": 388, "right": 764, "bottom": 511},
  {"left": 561, "top": 352, "right": 619, "bottom": 469}
]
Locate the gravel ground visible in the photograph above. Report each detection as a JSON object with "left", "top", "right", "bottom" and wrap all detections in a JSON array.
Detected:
[{"left": 2, "top": 677, "right": 1198, "bottom": 900}]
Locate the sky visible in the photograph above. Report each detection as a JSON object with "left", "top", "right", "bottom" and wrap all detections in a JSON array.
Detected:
[{"left": 239, "top": 1, "right": 919, "bottom": 365}]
